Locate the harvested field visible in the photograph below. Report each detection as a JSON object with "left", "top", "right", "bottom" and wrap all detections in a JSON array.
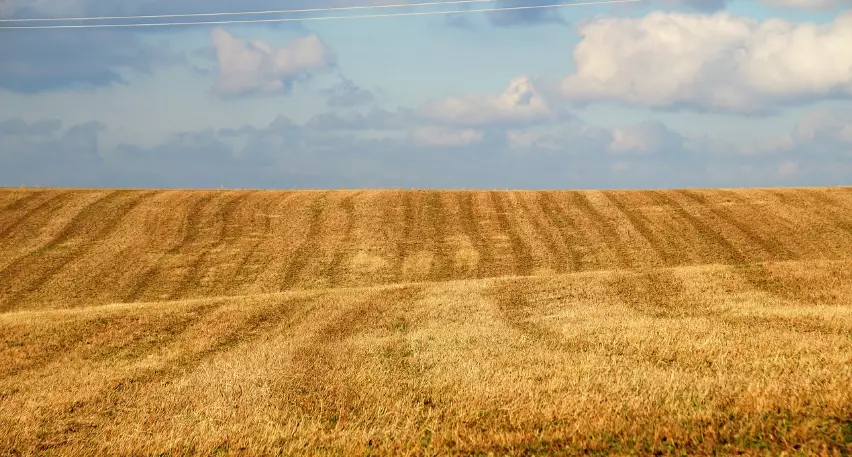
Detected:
[{"left": 1, "top": 187, "right": 851, "bottom": 456}]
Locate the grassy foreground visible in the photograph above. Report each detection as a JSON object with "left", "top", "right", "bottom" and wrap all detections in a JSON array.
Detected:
[{"left": 1, "top": 188, "right": 851, "bottom": 455}]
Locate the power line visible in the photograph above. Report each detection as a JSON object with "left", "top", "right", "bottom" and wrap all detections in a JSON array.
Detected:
[
  {"left": 0, "top": 0, "right": 500, "bottom": 22},
  {"left": 0, "top": 0, "right": 646, "bottom": 30}
]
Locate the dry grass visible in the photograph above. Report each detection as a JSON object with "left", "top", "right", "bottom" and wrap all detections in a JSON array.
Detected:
[{"left": 1, "top": 187, "right": 852, "bottom": 456}]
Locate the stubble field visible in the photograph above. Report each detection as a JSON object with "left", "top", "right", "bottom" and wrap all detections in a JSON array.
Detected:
[{"left": 1, "top": 187, "right": 851, "bottom": 456}]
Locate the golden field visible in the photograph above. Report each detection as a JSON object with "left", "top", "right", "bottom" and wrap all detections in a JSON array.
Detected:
[{"left": 1, "top": 187, "right": 851, "bottom": 456}]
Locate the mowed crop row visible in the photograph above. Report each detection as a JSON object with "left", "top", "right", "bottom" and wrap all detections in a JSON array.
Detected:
[
  {"left": 1, "top": 187, "right": 852, "bottom": 311},
  {"left": 2, "top": 259, "right": 852, "bottom": 455}
]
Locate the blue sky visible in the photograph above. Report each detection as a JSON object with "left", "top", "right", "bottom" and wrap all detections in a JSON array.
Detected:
[{"left": 0, "top": 0, "right": 850, "bottom": 189}]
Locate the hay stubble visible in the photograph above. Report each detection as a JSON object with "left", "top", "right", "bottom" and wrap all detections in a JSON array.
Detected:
[{"left": 1, "top": 187, "right": 851, "bottom": 456}]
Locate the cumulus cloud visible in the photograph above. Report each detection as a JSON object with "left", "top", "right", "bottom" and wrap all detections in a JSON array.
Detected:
[
  {"left": 409, "top": 126, "right": 484, "bottom": 147},
  {"left": 560, "top": 11, "right": 852, "bottom": 113},
  {"left": 419, "top": 75, "right": 564, "bottom": 127},
  {"left": 211, "top": 28, "right": 334, "bottom": 96}
]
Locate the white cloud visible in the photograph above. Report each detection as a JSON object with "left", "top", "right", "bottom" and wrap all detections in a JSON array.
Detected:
[
  {"left": 419, "top": 75, "right": 559, "bottom": 127},
  {"left": 211, "top": 28, "right": 333, "bottom": 96},
  {"left": 409, "top": 126, "right": 484, "bottom": 147},
  {"left": 561, "top": 11, "right": 852, "bottom": 113}
]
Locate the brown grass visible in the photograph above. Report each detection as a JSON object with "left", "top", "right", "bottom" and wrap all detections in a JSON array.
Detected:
[{"left": 1, "top": 187, "right": 852, "bottom": 456}]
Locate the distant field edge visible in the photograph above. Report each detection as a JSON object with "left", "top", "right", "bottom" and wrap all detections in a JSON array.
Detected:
[{"left": 1, "top": 185, "right": 851, "bottom": 192}]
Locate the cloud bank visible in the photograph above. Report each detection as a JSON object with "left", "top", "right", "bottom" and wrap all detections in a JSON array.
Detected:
[{"left": 4, "top": 106, "right": 851, "bottom": 189}]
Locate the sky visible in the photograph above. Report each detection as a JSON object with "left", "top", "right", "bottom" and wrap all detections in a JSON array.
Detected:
[{"left": 0, "top": 0, "right": 850, "bottom": 189}]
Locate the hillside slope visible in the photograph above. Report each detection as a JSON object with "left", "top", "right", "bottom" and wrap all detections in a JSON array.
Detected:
[
  {"left": 2, "top": 187, "right": 852, "bottom": 455},
  {"left": 3, "top": 259, "right": 852, "bottom": 455},
  {"left": 1, "top": 187, "right": 852, "bottom": 311}
]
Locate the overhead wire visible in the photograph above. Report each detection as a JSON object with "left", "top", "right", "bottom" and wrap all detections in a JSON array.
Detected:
[
  {"left": 1, "top": 0, "right": 502, "bottom": 22},
  {"left": 0, "top": 0, "right": 646, "bottom": 29}
]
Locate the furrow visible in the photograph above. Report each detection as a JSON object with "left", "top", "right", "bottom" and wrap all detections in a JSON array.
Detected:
[
  {"left": 648, "top": 190, "right": 746, "bottom": 265},
  {"left": 457, "top": 192, "right": 494, "bottom": 279},
  {"left": 489, "top": 191, "right": 534, "bottom": 277},
  {"left": 675, "top": 190, "right": 812, "bottom": 303},
  {"left": 170, "top": 193, "right": 217, "bottom": 254},
  {"left": 758, "top": 189, "right": 847, "bottom": 258},
  {"left": 0, "top": 191, "right": 46, "bottom": 218},
  {"left": 393, "top": 191, "right": 416, "bottom": 282},
  {"left": 680, "top": 190, "right": 796, "bottom": 261},
  {"left": 798, "top": 189, "right": 852, "bottom": 238},
  {"left": 570, "top": 192, "right": 632, "bottom": 269},
  {"left": 325, "top": 191, "right": 363, "bottom": 287},
  {"left": 124, "top": 192, "right": 217, "bottom": 302},
  {"left": 425, "top": 191, "right": 453, "bottom": 281},
  {"left": 175, "top": 191, "right": 256, "bottom": 299},
  {"left": 538, "top": 192, "right": 584, "bottom": 272},
  {"left": 602, "top": 191, "right": 674, "bottom": 267},
  {"left": 0, "top": 191, "right": 76, "bottom": 247},
  {"left": 514, "top": 192, "right": 567, "bottom": 274},
  {"left": 280, "top": 193, "right": 328, "bottom": 290},
  {"left": 230, "top": 192, "right": 295, "bottom": 289},
  {"left": 0, "top": 190, "right": 155, "bottom": 312}
]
